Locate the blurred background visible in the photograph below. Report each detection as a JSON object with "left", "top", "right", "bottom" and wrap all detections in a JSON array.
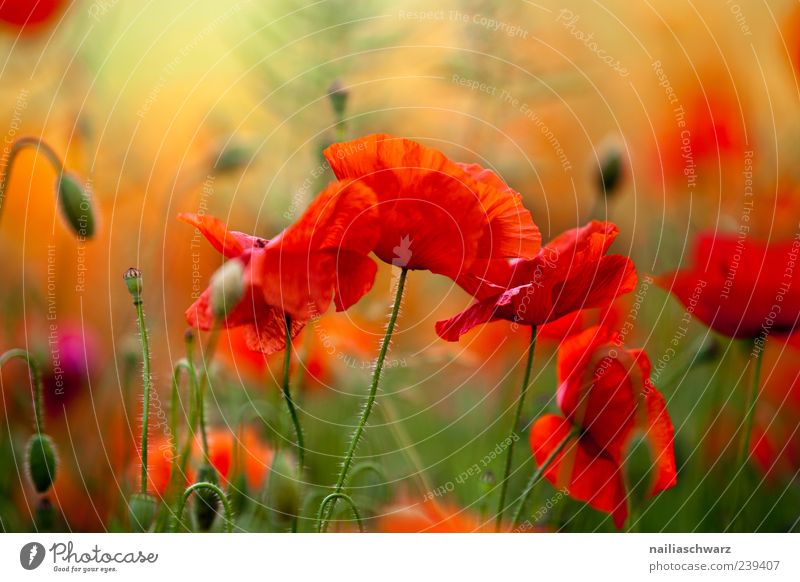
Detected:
[{"left": 0, "top": 0, "right": 799, "bottom": 532}]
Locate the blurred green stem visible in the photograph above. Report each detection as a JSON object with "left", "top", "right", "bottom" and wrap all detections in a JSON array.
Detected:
[
  {"left": 281, "top": 314, "right": 304, "bottom": 533},
  {"left": 173, "top": 481, "right": 233, "bottom": 533},
  {"left": 731, "top": 342, "right": 765, "bottom": 528},
  {"left": 0, "top": 137, "right": 63, "bottom": 225},
  {"left": 131, "top": 294, "right": 152, "bottom": 494},
  {"left": 197, "top": 326, "right": 220, "bottom": 461},
  {"left": 318, "top": 267, "right": 407, "bottom": 532},
  {"left": 495, "top": 325, "right": 537, "bottom": 532}
]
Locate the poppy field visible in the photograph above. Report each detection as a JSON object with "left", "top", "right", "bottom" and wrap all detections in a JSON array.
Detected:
[{"left": 1, "top": 0, "right": 799, "bottom": 536}]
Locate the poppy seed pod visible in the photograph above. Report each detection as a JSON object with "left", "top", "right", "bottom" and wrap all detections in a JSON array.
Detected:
[
  {"left": 213, "top": 142, "right": 251, "bottom": 174},
  {"left": 327, "top": 79, "right": 349, "bottom": 119},
  {"left": 128, "top": 492, "right": 158, "bottom": 532},
  {"left": 57, "top": 172, "right": 95, "bottom": 239},
  {"left": 209, "top": 259, "right": 245, "bottom": 321},
  {"left": 123, "top": 267, "right": 143, "bottom": 299},
  {"left": 194, "top": 463, "right": 221, "bottom": 532},
  {"left": 25, "top": 433, "right": 58, "bottom": 493},
  {"left": 595, "top": 141, "right": 624, "bottom": 199}
]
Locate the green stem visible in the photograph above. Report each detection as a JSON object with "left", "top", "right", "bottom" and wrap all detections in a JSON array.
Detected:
[
  {"left": 168, "top": 360, "right": 193, "bottom": 496},
  {"left": 0, "top": 349, "right": 45, "bottom": 434},
  {"left": 511, "top": 428, "right": 577, "bottom": 528},
  {"left": 0, "top": 137, "right": 64, "bottom": 224},
  {"left": 179, "top": 333, "right": 199, "bottom": 475},
  {"left": 316, "top": 493, "right": 364, "bottom": 533},
  {"left": 731, "top": 342, "right": 765, "bottom": 528},
  {"left": 281, "top": 315, "right": 304, "bottom": 533},
  {"left": 197, "top": 326, "right": 220, "bottom": 460},
  {"left": 494, "top": 325, "right": 537, "bottom": 532},
  {"left": 173, "top": 482, "right": 233, "bottom": 533},
  {"left": 318, "top": 267, "right": 408, "bottom": 532},
  {"left": 132, "top": 297, "right": 153, "bottom": 495}
]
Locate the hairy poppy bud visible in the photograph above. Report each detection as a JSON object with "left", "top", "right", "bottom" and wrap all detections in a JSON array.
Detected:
[
  {"left": 57, "top": 172, "right": 95, "bottom": 239},
  {"left": 26, "top": 433, "right": 57, "bottom": 493},
  {"left": 213, "top": 142, "right": 251, "bottom": 174},
  {"left": 595, "top": 139, "right": 624, "bottom": 199},
  {"left": 194, "top": 463, "right": 221, "bottom": 532},
  {"left": 36, "top": 496, "right": 55, "bottom": 531},
  {"left": 128, "top": 492, "right": 158, "bottom": 532},
  {"left": 327, "top": 79, "right": 349, "bottom": 119},
  {"left": 266, "top": 451, "right": 300, "bottom": 527},
  {"left": 623, "top": 431, "right": 654, "bottom": 510},
  {"left": 209, "top": 259, "right": 245, "bottom": 321},
  {"left": 123, "top": 267, "right": 143, "bottom": 299}
]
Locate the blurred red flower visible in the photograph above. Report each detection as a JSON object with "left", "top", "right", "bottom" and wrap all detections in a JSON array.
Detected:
[
  {"left": 436, "top": 221, "right": 637, "bottom": 341},
  {"left": 0, "top": 0, "right": 63, "bottom": 31},
  {"left": 377, "top": 498, "right": 516, "bottom": 533},
  {"left": 530, "top": 326, "right": 677, "bottom": 528},
  {"left": 658, "top": 232, "right": 800, "bottom": 339},
  {"left": 204, "top": 427, "right": 273, "bottom": 490},
  {"left": 324, "top": 134, "right": 540, "bottom": 279},
  {"left": 180, "top": 179, "right": 379, "bottom": 353}
]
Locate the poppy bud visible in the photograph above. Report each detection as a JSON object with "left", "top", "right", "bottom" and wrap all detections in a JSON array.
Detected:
[
  {"left": 266, "top": 451, "right": 300, "bottom": 527},
  {"left": 623, "top": 431, "right": 655, "bottom": 510},
  {"left": 213, "top": 142, "right": 251, "bottom": 174},
  {"left": 35, "top": 496, "right": 55, "bottom": 531},
  {"left": 25, "top": 433, "right": 57, "bottom": 493},
  {"left": 327, "top": 79, "right": 349, "bottom": 120},
  {"left": 128, "top": 492, "right": 158, "bottom": 532},
  {"left": 194, "top": 463, "right": 221, "bottom": 532},
  {"left": 57, "top": 172, "right": 95, "bottom": 239},
  {"left": 123, "top": 267, "right": 143, "bottom": 299},
  {"left": 209, "top": 259, "right": 245, "bottom": 321},
  {"left": 595, "top": 139, "right": 624, "bottom": 199},
  {"left": 480, "top": 470, "right": 495, "bottom": 495}
]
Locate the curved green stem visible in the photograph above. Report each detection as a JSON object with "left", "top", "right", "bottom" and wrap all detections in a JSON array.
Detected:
[
  {"left": 318, "top": 267, "right": 408, "bottom": 532},
  {"left": 495, "top": 325, "right": 537, "bottom": 531},
  {"left": 281, "top": 315, "right": 304, "bottom": 533},
  {"left": 173, "top": 482, "right": 233, "bottom": 533},
  {"left": 0, "top": 137, "right": 64, "bottom": 224},
  {"left": 316, "top": 493, "right": 364, "bottom": 533},
  {"left": 511, "top": 428, "right": 577, "bottom": 528},
  {"left": 0, "top": 349, "right": 45, "bottom": 434}
]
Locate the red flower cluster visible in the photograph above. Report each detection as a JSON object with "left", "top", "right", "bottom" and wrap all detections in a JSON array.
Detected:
[
  {"left": 183, "top": 134, "right": 540, "bottom": 352},
  {"left": 530, "top": 326, "right": 677, "bottom": 528}
]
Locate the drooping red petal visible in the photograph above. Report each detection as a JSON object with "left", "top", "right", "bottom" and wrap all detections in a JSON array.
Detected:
[
  {"left": 243, "top": 311, "right": 307, "bottom": 355},
  {"left": 435, "top": 286, "right": 524, "bottom": 341},
  {"left": 256, "top": 180, "right": 379, "bottom": 320},
  {"left": 178, "top": 213, "right": 264, "bottom": 258},
  {"left": 530, "top": 414, "right": 628, "bottom": 528}
]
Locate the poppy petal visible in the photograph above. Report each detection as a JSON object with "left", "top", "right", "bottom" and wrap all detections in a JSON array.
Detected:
[{"left": 178, "top": 213, "right": 263, "bottom": 258}]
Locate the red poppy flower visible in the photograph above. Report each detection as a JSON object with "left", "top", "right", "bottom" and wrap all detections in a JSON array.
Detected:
[
  {"left": 658, "top": 232, "right": 800, "bottom": 339},
  {"left": 204, "top": 427, "right": 273, "bottom": 490},
  {"left": 529, "top": 326, "right": 677, "bottom": 528},
  {"left": 324, "top": 134, "right": 540, "bottom": 279},
  {"left": 0, "top": 0, "right": 63, "bottom": 31},
  {"left": 180, "top": 179, "right": 379, "bottom": 354},
  {"left": 436, "top": 221, "right": 637, "bottom": 341}
]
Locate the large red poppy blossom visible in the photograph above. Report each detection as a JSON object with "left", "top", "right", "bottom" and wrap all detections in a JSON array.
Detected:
[
  {"left": 530, "top": 326, "right": 677, "bottom": 528},
  {"left": 324, "top": 134, "right": 540, "bottom": 279},
  {"left": 0, "top": 0, "right": 63, "bottom": 31},
  {"left": 436, "top": 221, "right": 637, "bottom": 341},
  {"left": 658, "top": 232, "right": 800, "bottom": 340},
  {"left": 180, "top": 179, "right": 379, "bottom": 354}
]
